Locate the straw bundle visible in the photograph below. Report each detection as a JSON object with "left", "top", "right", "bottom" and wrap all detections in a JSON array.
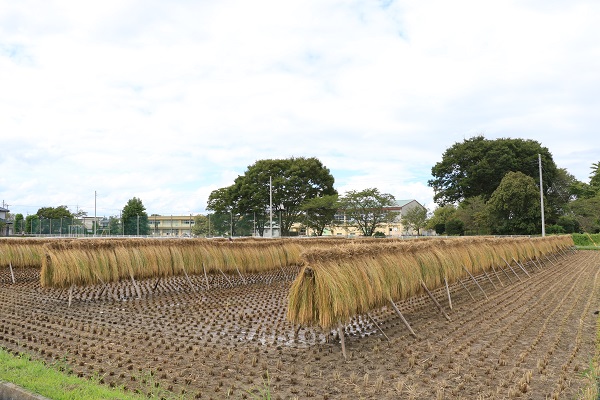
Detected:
[{"left": 287, "top": 235, "right": 574, "bottom": 329}]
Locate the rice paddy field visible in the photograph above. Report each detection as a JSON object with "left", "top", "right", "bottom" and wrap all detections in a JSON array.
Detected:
[{"left": 0, "top": 236, "right": 598, "bottom": 399}]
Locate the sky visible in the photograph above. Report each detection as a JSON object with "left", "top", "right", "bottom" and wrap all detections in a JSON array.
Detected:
[{"left": 1, "top": 0, "right": 599, "bottom": 218}]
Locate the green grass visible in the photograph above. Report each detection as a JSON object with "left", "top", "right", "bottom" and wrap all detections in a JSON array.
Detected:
[{"left": 0, "top": 348, "right": 145, "bottom": 400}]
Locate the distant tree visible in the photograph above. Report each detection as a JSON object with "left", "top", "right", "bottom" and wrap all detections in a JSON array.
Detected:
[
  {"left": 401, "top": 205, "right": 429, "bottom": 235},
  {"left": 555, "top": 215, "right": 580, "bottom": 234},
  {"left": 207, "top": 157, "right": 336, "bottom": 237},
  {"left": 36, "top": 205, "right": 73, "bottom": 219},
  {"left": 590, "top": 161, "right": 600, "bottom": 190},
  {"left": 445, "top": 218, "right": 465, "bottom": 236},
  {"left": 454, "top": 196, "right": 489, "bottom": 235},
  {"left": 14, "top": 213, "right": 24, "bottom": 234},
  {"left": 107, "top": 215, "right": 122, "bottom": 235},
  {"left": 300, "top": 194, "right": 339, "bottom": 236},
  {"left": 339, "top": 188, "right": 397, "bottom": 236},
  {"left": 122, "top": 197, "right": 149, "bottom": 235},
  {"left": 486, "top": 172, "right": 542, "bottom": 235},
  {"left": 24, "top": 215, "right": 38, "bottom": 234},
  {"left": 570, "top": 194, "right": 600, "bottom": 233},
  {"left": 426, "top": 205, "right": 456, "bottom": 235},
  {"left": 192, "top": 215, "right": 209, "bottom": 236},
  {"left": 429, "top": 136, "right": 558, "bottom": 206}
]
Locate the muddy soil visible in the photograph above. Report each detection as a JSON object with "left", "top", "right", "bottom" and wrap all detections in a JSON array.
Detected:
[{"left": 0, "top": 251, "right": 598, "bottom": 399}]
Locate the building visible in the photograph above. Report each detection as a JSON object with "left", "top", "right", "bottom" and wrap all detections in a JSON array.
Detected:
[
  {"left": 148, "top": 215, "right": 195, "bottom": 237},
  {"left": 303, "top": 199, "right": 431, "bottom": 237},
  {"left": 0, "top": 206, "right": 13, "bottom": 236}
]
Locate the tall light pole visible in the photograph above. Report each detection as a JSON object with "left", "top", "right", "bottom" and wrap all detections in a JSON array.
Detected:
[
  {"left": 269, "top": 176, "right": 273, "bottom": 238},
  {"left": 94, "top": 190, "right": 97, "bottom": 236},
  {"left": 539, "top": 154, "right": 545, "bottom": 237},
  {"left": 137, "top": 214, "right": 140, "bottom": 236}
]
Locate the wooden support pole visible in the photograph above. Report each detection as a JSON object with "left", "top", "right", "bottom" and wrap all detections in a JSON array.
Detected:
[
  {"left": 9, "top": 261, "right": 15, "bottom": 284},
  {"left": 420, "top": 281, "right": 451, "bottom": 321},
  {"left": 528, "top": 257, "right": 542, "bottom": 271},
  {"left": 444, "top": 277, "right": 453, "bottom": 310},
  {"left": 367, "top": 312, "right": 390, "bottom": 342},
  {"left": 68, "top": 285, "right": 74, "bottom": 308},
  {"left": 218, "top": 267, "right": 234, "bottom": 288},
  {"left": 202, "top": 263, "right": 211, "bottom": 290},
  {"left": 152, "top": 277, "right": 161, "bottom": 292},
  {"left": 389, "top": 298, "right": 417, "bottom": 338},
  {"left": 483, "top": 269, "right": 497, "bottom": 290},
  {"left": 99, "top": 283, "right": 109, "bottom": 298},
  {"left": 462, "top": 266, "right": 488, "bottom": 299},
  {"left": 235, "top": 265, "right": 247, "bottom": 285},
  {"left": 182, "top": 266, "right": 197, "bottom": 292},
  {"left": 544, "top": 254, "right": 557, "bottom": 267},
  {"left": 500, "top": 257, "right": 523, "bottom": 282},
  {"left": 497, "top": 263, "right": 513, "bottom": 284},
  {"left": 338, "top": 324, "right": 347, "bottom": 361},
  {"left": 458, "top": 278, "right": 476, "bottom": 301},
  {"left": 512, "top": 258, "right": 531, "bottom": 278},
  {"left": 490, "top": 264, "right": 505, "bottom": 287},
  {"left": 130, "top": 274, "right": 142, "bottom": 299}
]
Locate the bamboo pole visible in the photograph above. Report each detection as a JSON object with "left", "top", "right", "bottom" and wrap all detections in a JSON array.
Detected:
[
  {"left": 235, "top": 265, "right": 247, "bottom": 285},
  {"left": 338, "top": 324, "right": 347, "bottom": 360},
  {"left": 483, "top": 269, "right": 497, "bottom": 290},
  {"left": 367, "top": 312, "right": 390, "bottom": 342},
  {"left": 68, "top": 285, "right": 74, "bottom": 308},
  {"left": 444, "top": 277, "right": 453, "bottom": 310},
  {"left": 9, "top": 261, "right": 15, "bottom": 284},
  {"left": 202, "top": 262, "right": 211, "bottom": 290},
  {"left": 217, "top": 267, "right": 234, "bottom": 288},
  {"left": 497, "top": 263, "right": 513, "bottom": 284},
  {"left": 389, "top": 298, "right": 417, "bottom": 338},
  {"left": 490, "top": 264, "right": 504, "bottom": 287},
  {"left": 182, "top": 265, "right": 197, "bottom": 292},
  {"left": 152, "top": 277, "right": 161, "bottom": 292},
  {"left": 130, "top": 273, "right": 142, "bottom": 299},
  {"left": 457, "top": 278, "right": 476, "bottom": 301},
  {"left": 528, "top": 257, "right": 542, "bottom": 271},
  {"left": 512, "top": 258, "right": 531, "bottom": 278},
  {"left": 420, "top": 281, "right": 451, "bottom": 321},
  {"left": 500, "top": 257, "right": 523, "bottom": 282},
  {"left": 462, "top": 266, "right": 488, "bottom": 299}
]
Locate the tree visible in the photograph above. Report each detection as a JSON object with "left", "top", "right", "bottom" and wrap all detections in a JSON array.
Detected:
[
  {"left": 426, "top": 205, "right": 456, "bottom": 234},
  {"left": 400, "top": 205, "right": 429, "bottom": 235},
  {"left": 429, "top": 136, "right": 558, "bottom": 206},
  {"left": 486, "top": 172, "right": 542, "bottom": 235},
  {"left": 570, "top": 194, "right": 600, "bottom": 233},
  {"left": 108, "top": 215, "right": 122, "bottom": 235},
  {"left": 192, "top": 215, "right": 209, "bottom": 236},
  {"left": 14, "top": 213, "right": 24, "bottom": 234},
  {"left": 36, "top": 205, "right": 73, "bottom": 219},
  {"left": 339, "top": 188, "right": 397, "bottom": 236},
  {"left": 454, "top": 196, "right": 489, "bottom": 235},
  {"left": 122, "top": 197, "right": 149, "bottom": 235},
  {"left": 300, "top": 194, "right": 339, "bottom": 236},
  {"left": 207, "top": 157, "right": 336, "bottom": 236},
  {"left": 445, "top": 219, "right": 465, "bottom": 235},
  {"left": 590, "top": 161, "right": 600, "bottom": 191}
]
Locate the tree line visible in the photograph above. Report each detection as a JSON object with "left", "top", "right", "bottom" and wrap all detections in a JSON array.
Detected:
[{"left": 9, "top": 137, "right": 599, "bottom": 237}]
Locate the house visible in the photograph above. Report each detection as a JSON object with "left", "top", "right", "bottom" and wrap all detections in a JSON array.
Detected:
[
  {"left": 302, "top": 199, "right": 431, "bottom": 237},
  {"left": 0, "top": 206, "right": 13, "bottom": 236}
]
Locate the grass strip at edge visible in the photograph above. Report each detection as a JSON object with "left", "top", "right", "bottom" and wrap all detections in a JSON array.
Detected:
[{"left": 0, "top": 348, "right": 144, "bottom": 400}]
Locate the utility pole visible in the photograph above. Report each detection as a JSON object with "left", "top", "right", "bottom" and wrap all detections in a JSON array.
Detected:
[
  {"left": 269, "top": 176, "right": 273, "bottom": 238},
  {"left": 94, "top": 191, "right": 97, "bottom": 236},
  {"left": 539, "top": 154, "right": 545, "bottom": 237}
]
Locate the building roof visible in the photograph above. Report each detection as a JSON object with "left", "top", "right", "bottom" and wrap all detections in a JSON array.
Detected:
[
  {"left": 393, "top": 199, "right": 420, "bottom": 208},
  {"left": 0, "top": 207, "right": 9, "bottom": 212}
]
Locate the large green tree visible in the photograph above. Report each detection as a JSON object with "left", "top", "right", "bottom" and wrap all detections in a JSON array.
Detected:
[
  {"left": 429, "top": 136, "right": 558, "bottom": 206},
  {"left": 207, "top": 157, "right": 336, "bottom": 236},
  {"left": 486, "top": 171, "right": 543, "bottom": 235},
  {"left": 400, "top": 205, "right": 429, "bottom": 235},
  {"left": 300, "top": 194, "right": 339, "bottom": 236},
  {"left": 570, "top": 194, "right": 600, "bottom": 233},
  {"left": 426, "top": 204, "right": 456, "bottom": 234},
  {"left": 454, "top": 196, "right": 489, "bottom": 235},
  {"left": 122, "top": 197, "right": 149, "bottom": 235},
  {"left": 339, "top": 188, "right": 397, "bottom": 236}
]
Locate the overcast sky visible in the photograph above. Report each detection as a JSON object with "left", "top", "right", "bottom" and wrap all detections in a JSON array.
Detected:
[{"left": 1, "top": 0, "right": 599, "bottom": 218}]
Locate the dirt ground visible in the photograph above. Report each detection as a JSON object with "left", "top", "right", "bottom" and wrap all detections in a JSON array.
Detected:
[{"left": 0, "top": 250, "right": 598, "bottom": 399}]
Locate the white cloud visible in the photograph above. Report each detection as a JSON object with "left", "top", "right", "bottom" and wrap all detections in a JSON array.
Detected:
[{"left": 1, "top": 0, "right": 599, "bottom": 218}]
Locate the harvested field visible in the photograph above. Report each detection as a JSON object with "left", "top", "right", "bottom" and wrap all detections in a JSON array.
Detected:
[{"left": 0, "top": 249, "right": 598, "bottom": 399}]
